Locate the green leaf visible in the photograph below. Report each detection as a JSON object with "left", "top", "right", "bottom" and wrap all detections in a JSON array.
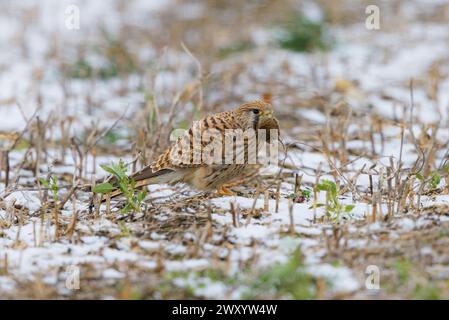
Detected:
[
  {"left": 50, "top": 176, "right": 58, "bottom": 191},
  {"left": 100, "top": 162, "right": 128, "bottom": 182},
  {"left": 308, "top": 203, "right": 325, "bottom": 209},
  {"left": 345, "top": 204, "right": 355, "bottom": 213},
  {"left": 429, "top": 171, "right": 441, "bottom": 189},
  {"left": 110, "top": 166, "right": 126, "bottom": 180},
  {"left": 100, "top": 164, "right": 117, "bottom": 176},
  {"left": 137, "top": 191, "right": 147, "bottom": 202},
  {"left": 301, "top": 188, "right": 312, "bottom": 197},
  {"left": 443, "top": 163, "right": 449, "bottom": 174},
  {"left": 118, "top": 181, "right": 128, "bottom": 193},
  {"left": 316, "top": 179, "right": 336, "bottom": 194},
  {"left": 38, "top": 178, "right": 49, "bottom": 187},
  {"left": 93, "top": 182, "right": 114, "bottom": 194}
]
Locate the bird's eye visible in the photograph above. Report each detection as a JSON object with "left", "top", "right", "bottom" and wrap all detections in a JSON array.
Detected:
[{"left": 252, "top": 109, "right": 260, "bottom": 115}]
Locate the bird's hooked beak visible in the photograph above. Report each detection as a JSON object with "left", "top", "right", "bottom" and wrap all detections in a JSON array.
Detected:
[
  {"left": 258, "top": 110, "right": 279, "bottom": 131},
  {"left": 260, "top": 110, "right": 273, "bottom": 118}
]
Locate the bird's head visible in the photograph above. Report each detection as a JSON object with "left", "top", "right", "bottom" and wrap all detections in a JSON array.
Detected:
[{"left": 234, "top": 100, "right": 278, "bottom": 130}]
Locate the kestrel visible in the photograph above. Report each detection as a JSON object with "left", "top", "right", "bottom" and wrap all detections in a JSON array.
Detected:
[{"left": 109, "top": 100, "right": 279, "bottom": 197}]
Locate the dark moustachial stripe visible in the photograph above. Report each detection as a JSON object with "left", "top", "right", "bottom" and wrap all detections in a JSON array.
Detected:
[{"left": 253, "top": 115, "right": 260, "bottom": 129}]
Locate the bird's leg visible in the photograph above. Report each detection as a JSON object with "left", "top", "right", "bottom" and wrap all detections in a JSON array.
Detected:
[
  {"left": 217, "top": 185, "right": 236, "bottom": 196},
  {"left": 216, "top": 176, "right": 255, "bottom": 196}
]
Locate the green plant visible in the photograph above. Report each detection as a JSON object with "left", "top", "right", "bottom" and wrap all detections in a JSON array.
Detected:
[
  {"left": 104, "top": 129, "right": 125, "bottom": 144},
  {"left": 288, "top": 187, "right": 312, "bottom": 203},
  {"left": 243, "top": 249, "right": 316, "bottom": 299},
  {"left": 300, "top": 188, "right": 312, "bottom": 200},
  {"left": 12, "top": 138, "right": 30, "bottom": 151},
  {"left": 218, "top": 41, "right": 254, "bottom": 58},
  {"left": 158, "top": 249, "right": 319, "bottom": 299},
  {"left": 99, "top": 29, "right": 137, "bottom": 77},
  {"left": 94, "top": 160, "right": 146, "bottom": 213},
  {"left": 389, "top": 258, "right": 441, "bottom": 299},
  {"left": 276, "top": 13, "right": 333, "bottom": 52},
  {"left": 117, "top": 221, "right": 131, "bottom": 238},
  {"left": 413, "top": 283, "right": 441, "bottom": 299},
  {"left": 392, "top": 258, "right": 412, "bottom": 285},
  {"left": 144, "top": 92, "right": 159, "bottom": 134},
  {"left": 39, "top": 176, "right": 59, "bottom": 203},
  {"left": 443, "top": 163, "right": 449, "bottom": 176},
  {"left": 156, "top": 272, "right": 198, "bottom": 299},
  {"left": 67, "top": 58, "right": 93, "bottom": 79},
  {"left": 311, "top": 179, "right": 354, "bottom": 221},
  {"left": 429, "top": 171, "right": 441, "bottom": 190},
  {"left": 417, "top": 170, "right": 441, "bottom": 191},
  {"left": 65, "top": 30, "right": 137, "bottom": 80}
]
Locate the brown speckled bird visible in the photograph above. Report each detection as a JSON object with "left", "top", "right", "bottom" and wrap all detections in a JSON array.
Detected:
[{"left": 113, "top": 100, "right": 279, "bottom": 197}]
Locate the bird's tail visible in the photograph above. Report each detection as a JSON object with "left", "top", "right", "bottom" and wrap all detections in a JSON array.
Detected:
[
  {"left": 108, "top": 167, "right": 176, "bottom": 199},
  {"left": 86, "top": 166, "right": 180, "bottom": 200}
]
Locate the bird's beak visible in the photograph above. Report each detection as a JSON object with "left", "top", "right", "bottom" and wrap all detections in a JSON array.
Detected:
[
  {"left": 258, "top": 114, "right": 279, "bottom": 130},
  {"left": 261, "top": 111, "right": 273, "bottom": 118}
]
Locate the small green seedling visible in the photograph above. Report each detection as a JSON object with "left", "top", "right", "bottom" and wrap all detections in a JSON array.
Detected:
[
  {"left": 416, "top": 170, "right": 442, "bottom": 191},
  {"left": 310, "top": 179, "right": 354, "bottom": 221},
  {"left": 39, "top": 176, "right": 59, "bottom": 203},
  {"left": 94, "top": 160, "right": 146, "bottom": 213},
  {"left": 429, "top": 171, "right": 441, "bottom": 190},
  {"left": 288, "top": 187, "right": 312, "bottom": 203},
  {"left": 276, "top": 13, "right": 333, "bottom": 53}
]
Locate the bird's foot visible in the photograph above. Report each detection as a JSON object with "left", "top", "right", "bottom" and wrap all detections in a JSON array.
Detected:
[{"left": 217, "top": 185, "right": 236, "bottom": 196}]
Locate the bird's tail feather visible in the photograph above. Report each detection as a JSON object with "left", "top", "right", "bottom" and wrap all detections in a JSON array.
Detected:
[
  {"left": 103, "top": 167, "right": 181, "bottom": 200},
  {"left": 131, "top": 167, "right": 173, "bottom": 182}
]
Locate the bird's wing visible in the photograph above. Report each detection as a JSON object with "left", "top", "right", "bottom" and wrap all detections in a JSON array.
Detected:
[{"left": 151, "top": 112, "right": 239, "bottom": 172}]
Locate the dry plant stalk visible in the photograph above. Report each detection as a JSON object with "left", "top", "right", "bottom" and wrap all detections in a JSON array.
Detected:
[
  {"left": 230, "top": 201, "right": 239, "bottom": 228},
  {"left": 264, "top": 190, "right": 270, "bottom": 211},
  {"left": 246, "top": 187, "right": 262, "bottom": 226},
  {"left": 275, "top": 180, "right": 281, "bottom": 213},
  {"left": 288, "top": 199, "right": 294, "bottom": 235}
]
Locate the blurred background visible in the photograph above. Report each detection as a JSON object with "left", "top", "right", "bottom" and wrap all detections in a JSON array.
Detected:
[{"left": 2, "top": 0, "right": 448, "bottom": 140}]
